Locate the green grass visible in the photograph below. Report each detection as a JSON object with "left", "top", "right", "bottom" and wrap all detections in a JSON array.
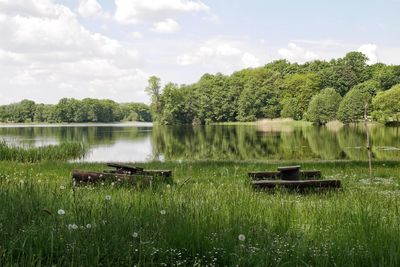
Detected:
[
  {"left": 0, "top": 141, "right": 87, "bottom": 162},
  {"left": 0, "top": 160, "right": 399, "bottom": 266}
]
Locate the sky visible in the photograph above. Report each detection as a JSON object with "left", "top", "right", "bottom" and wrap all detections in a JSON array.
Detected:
[{"left": 0, "top": 0, "right": 399, "bottom": 105}]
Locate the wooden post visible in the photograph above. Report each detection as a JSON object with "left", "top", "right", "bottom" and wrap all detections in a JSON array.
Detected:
[{"left": 364, "top": 103, "right": 373, "bottom": 180}]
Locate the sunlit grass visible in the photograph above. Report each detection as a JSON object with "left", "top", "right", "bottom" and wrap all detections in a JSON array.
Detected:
[
  {"left": 0, "top": 140, "right": 88, "bottom": 162},
  {"left": 0, "top": 160, "right": 399, "bottom": 266}
]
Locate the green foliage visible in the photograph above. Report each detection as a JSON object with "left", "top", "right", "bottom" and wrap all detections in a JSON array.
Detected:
[
  {"left": 280, "top": 73, "right": 321, "bottom": 120},
  {"left": 318, "top": 52, "right": 369, "bottom": 96},
  {"left": 0, "top": 98, "right": 150, "bottom": 123},
  {"left": 306, "top": 88, "right": 342, "bottom": 125},
  {"left": 371, "top": 65, "right": 400, "bottom": 90},
  {"left": 120, "top": 103, "right": 152, "bottom": 122},
  {"left": 152, "top": 51, "right": 399, "bottom": 125},
  {"left": 145, "top": 76, "right": 162, "bottom": 121},
  {"left": 337, "top": 80, "right": 378, "bottom": 123},
  {"left": 372, "top": 84, "right": 400, "bottom": 124}
]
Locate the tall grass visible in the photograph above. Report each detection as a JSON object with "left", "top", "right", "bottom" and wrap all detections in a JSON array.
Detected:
[
  {"left": 0, "top": 140, "right": 87, "bottom": 162},
  {"left": 0, "top": 161, "right": 399, "bottom": 266}
]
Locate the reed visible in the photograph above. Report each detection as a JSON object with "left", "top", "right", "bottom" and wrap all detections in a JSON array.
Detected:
[{"left": 0, "top": 140, "right": 87, "bottom": 162}]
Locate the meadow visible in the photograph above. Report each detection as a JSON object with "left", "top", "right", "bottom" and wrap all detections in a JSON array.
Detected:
[{"left": 1, "top": 160, "right": 400, "bottom": 266}]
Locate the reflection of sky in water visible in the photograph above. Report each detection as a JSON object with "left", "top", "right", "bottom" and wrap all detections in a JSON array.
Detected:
[
  {"left": 0, "top": 136, "right": 58, "bottom": 147},
  {"left": 82, "top": 138, "right": 154, "bottom": 162}
]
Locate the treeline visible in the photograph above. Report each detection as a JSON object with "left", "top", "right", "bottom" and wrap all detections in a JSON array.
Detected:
[
  {"left": 0, "top": 98, "right": 151, "bottom": 123},
  {"left": 146, "top": 52, "right": 400, "bottom": 125}
]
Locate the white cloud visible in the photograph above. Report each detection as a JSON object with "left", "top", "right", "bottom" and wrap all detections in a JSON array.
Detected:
[
  {"left": 177, "top": 39, "right": 261, "bottom": 71},
  {"left": 77, "top": 0, "right": 103, "bottom": 18},
  {"left": 132, "top": 31, "right": 143, "bottom": 39},
  {"left": 357, "top": 44, "right": 378, "bottom": 64},
  {"left": 278, "top": 43, "right": 318, "bottom": 63},
  {"left": 114, "top": 0, "right": 209, "bottom": 24},
  {"left": 242, "top": 52, "right": 260, "bottom": 68},
  {"left": 151, "top": 18, "right": 180, "bottom": 33},
  {"left": 0, "top": 0, "right": 148, "bottom": 104}
]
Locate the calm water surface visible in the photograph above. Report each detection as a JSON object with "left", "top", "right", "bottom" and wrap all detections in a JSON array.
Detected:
[{"left": 0, "top": 122, "right": 399, "bottom": 162}]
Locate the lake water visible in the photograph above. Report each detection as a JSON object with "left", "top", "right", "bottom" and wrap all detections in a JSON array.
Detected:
[{"left": 0, "top": 122, "right": 399, "bottom": 162}]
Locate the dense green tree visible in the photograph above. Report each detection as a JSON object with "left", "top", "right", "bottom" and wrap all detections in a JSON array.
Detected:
[
  {"left": 306, "top": 88, "right": 342, "bottom": 125},
  {"left": 372, "top": 84, "right": 400, "bottom": 124},
  {"left": 319, "top": 52, "right": 369, "bottom": 96},
  {"left": 372, "top": 65, "right": 400, "bottom": 90},
  {"left": 280, "top": 73, "right": 321, "bottom": 120},
  {"left": 337, "top": 80, "right": 378, "bottom": 123},
  {"left": 120, "top": 103, "right": 152, "bottom": 122},
  {"left": 337, "top": 88, "right": 372, "bottom": 123},
  {"left": 237, "top": 69, "right": 281, "bottom": 121}
]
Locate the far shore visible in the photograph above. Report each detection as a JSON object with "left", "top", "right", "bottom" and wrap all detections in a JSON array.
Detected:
[{"left": 0, "top": 121, "right": 153, "bottom": 128}]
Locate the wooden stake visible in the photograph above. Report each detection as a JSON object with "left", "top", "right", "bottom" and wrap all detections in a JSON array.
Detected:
[{"left": 364, "top": 103, "right": 373, "bottom": 180}]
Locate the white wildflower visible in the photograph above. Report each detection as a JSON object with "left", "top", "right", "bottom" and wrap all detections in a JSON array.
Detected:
[
  {"left": 60, "top": 185, "right": 66, "bottom": 190},
  {"left": 57, "top": 209, "right": 65, "bottom": 215},
  {"left": 160, "top": 210, "right": 166, "bottom": 215},
  {"left": 86, "top": 224, "right": 92, "bottom": 229},
  {"left": 132, "top": 232, "right": 139, "bottom": 238},
  {"left": 105, "top": 195, "right": 112, "bottom": 201}
]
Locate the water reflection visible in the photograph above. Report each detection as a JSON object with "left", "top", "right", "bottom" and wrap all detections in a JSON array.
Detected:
[{"left": 0, "top": 122, "right": 399, "bottom": 162}]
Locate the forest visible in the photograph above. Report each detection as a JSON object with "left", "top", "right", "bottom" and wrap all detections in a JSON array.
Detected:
[
  {"left": 146, "top": 51, "right": 400, "bottom": 125},
  {"left": 0, "top": 98, "right": 151, "bottom": 123}
]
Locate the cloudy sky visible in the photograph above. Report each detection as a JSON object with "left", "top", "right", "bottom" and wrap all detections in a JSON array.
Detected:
[{"left": 0, "top": 0, "right": 399, "bottom": 104}]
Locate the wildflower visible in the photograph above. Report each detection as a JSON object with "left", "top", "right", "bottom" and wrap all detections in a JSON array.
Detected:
[
  {"left": 68, "top": 224, "right": 78, "bottom": 231},
  {"left": 57, "top": 209, "right": 65, "bottom": 215},
  {"left": 111, "top": 182, "right": 115, "bottom": 186},
  {"left": 37, "top": 179, "right": 42, "bottom": 183},
  {"left": 86, "top": 224, "right": 92, "bottom": 229},
  {"left": 60, "top": 185, "right": 66, "bottom": 190},
  {"left": 160, "top": 209, "right": 166, "bottom": 215},
  {"left": 105, "top": 195, "right": 112, "bottom": 201},
  {"left": 132, "top": 232, "right": 139, "bottom": 238},
  {"left": 238, "top": 234, "right": 246, "bottom": 241},
  {"left": 101, "top": 182, "right": 105, "bottom": 186}
]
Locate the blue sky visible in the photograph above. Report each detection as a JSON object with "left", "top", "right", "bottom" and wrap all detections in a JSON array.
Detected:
[{"left": 0, "top": 0, "right": 399, "bottom": 104}]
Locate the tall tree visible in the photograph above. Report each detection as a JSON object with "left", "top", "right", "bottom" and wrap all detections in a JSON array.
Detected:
[{"left": 145, "top": 76, "right": 162, "bottom": 121}]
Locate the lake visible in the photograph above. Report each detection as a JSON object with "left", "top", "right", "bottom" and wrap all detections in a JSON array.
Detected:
[{"left": 0, "top": 122, "right": 399, "bottom": 162}]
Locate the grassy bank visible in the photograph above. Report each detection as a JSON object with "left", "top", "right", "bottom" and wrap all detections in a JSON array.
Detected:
[
  {"left": 0, "top": 141, "right": 87, "bottom": 162},
  {"left": 0, "top": 160, "right": 399, "bottom": 266}
]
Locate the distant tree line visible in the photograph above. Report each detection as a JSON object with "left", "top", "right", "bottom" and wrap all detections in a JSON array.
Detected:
[
  {"left": 0, "top": 98, "right": 151, "bottom": 123},
  {"left": 146, "top": 52, "right": 400, "bottom": 125}
]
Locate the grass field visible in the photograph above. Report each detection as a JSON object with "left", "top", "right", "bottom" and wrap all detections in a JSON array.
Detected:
[{"left": 0, "top": 160, "right": 400, "bottom": 266}]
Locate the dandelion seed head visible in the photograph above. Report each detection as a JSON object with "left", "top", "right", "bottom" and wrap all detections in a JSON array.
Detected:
[
  {"left": 60, "top": 185, "right": 66, "bottom": 190},
  {"left": 132, "top": 232, "right": 138, "bottom": 238},
  {"left": 57, "top": 209, "right": 65, "bottom": 215},
  {"left": 238, "top": 234, "right": 246, "bottom": 241},
  {"left": 160, "top": 209, "right": 166, "bottom": 215},
  {"left": 105, "top": 195, "right": 112, "bottom": 201},
  {"left": 68, "top": 224, "right": 78, "bottom": 231},
  {"left": 86, "top": 224, "right": 92, "bottom": 229}
]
